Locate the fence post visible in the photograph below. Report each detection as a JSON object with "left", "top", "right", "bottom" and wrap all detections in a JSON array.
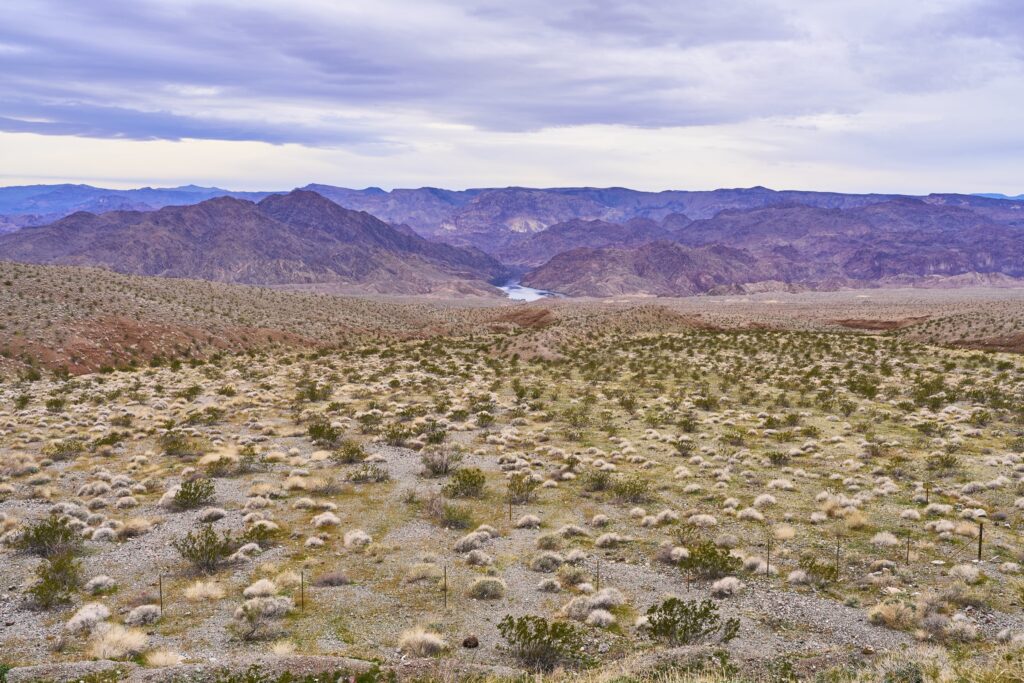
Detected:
[
  {"left": 159, "top": 574, "right": 164, "bottom": 615},
  {"left": 977, "top": 522, "right": 984, "bottom": 562},
  {"left": 835, "top": 535, "right": 841, "bottom": 582},
  {"left": 300, "top": 570, "right": 305, "bottom": 612},
  {"left": 766, "top": 536, "right": 772, "bottom": 577},
  {"left": 905, "top": 535, "right": 911, "bottom": 565},
  {"left": 595, "top": 558, "right": 601, "bottom": 592},
  {"left": 443, "top": 564, "right": 448, "bottom": 610}
]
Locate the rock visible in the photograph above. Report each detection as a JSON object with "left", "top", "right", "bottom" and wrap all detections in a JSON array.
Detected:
[{"left": 462, "top": 635, "right": 479, "bottom": 649}]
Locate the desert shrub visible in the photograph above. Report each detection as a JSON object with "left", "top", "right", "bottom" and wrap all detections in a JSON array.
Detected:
[
  {"left": 579, "top": 470, "right": 611, "bottom": 492},
  {"left": 89, "top": 624, "right": 148, "bottom": 659},
  {"left": 612, "top": 474, "right": 652, "bottom": 503},
  {"left": 498, "top": 614, "right": 590, "bottom": 672},
  {"left": 421, "top": 448, "right": 463, "bottom": 476},
  {"left": 242, "top": 522, "right": 283, "bottom": 548},
  {"left": 296, "top": 380, "right": 331, "bottom": 403},
  {"left": 398, "top": 627, "right": 447, "bottom": 657},
  {"left": 172, "top": 478, "right": 215, "bottom": 510},
  {"left": 314, "top": 571, "right": 351, "bottom": 587},
  {"left": 642, "top": 597, "right": 739, "bottom": 645},
  {"left": 468, "top": 577, "right": 507, "bottom": 599},
  {"left": 679, "top": 541, "right": 742, "bottom": 580},
  {"left": 798, "top": 555, "right": 839, "bottom": 586},
  {"left": 331, "top": 439, "right": 366, "bottom": 464},
  {"left": 441, "top": 502, "right": 475, "bottom": 530},
  {"left": 16, "top": 515, "right": 81, "bottom": 558},
  {"left": 232, "top": 596, "right": 293, "bottom": 640},
  {"left": 347, "top": 463, "right": 390, "bottom": 483},
  {"left": 184, "top": 406, "right": 224, "bottom": 426},
  {"left": 42, "top": 439, "right": 85, "bottom": 461},
  {"left": 28, "top": 552, "right": 82, "bottom": 609},
  {"left": 382, "top": 423, "right": 412, "bottom": 446},
  {"left": 173, "top": 525, "right": 235, "bottom": 573},
  {"left": 508, "top": 472, "right": 540, "bottom": 504},
  {"left": 159, "top": 430, "right": 203, "bottom": 457},
  {"left": 307, "top": 418, "right": 342, "bottom": 447},
  {"left": 443, "top": 468, "right": 486, "bottom": 498}
]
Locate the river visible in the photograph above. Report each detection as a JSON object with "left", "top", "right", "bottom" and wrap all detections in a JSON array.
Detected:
[{"left": 498, "top": 280, "right": 558, "bottom": 302}]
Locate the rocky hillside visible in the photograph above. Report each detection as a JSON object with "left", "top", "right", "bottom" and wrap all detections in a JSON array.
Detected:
[
  {"left": 0, "top": 190, "right": 507, "bottom": 296},
  {"left": 523, "top": 199, "right": 1024, "bottom": 296},
  {"left": 0, "top": 183, "right": 270, "bottom": 228}
]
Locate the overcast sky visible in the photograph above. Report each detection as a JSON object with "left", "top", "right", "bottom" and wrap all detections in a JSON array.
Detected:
[{"left": 1, "top": 0, "right": 1022, "bottom": 193}]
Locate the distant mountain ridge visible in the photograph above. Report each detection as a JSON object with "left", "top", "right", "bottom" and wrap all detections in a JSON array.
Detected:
[
  {"left": 0, "top": 183, "right": 272, "bottom": 231},
  {"left": 0, "top": 190, "right": 507, "bottom": 296},
  {"left": 2, "top": 182, "right": 1024, "bottom": 298},
  {"left": 522, "top": 198, "right": 1024, "bottom": 296}
]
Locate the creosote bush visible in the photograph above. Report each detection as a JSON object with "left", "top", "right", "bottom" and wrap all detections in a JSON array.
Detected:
[
  {"left": 508, "top": 472, "right": 540, "bottom": 504},
  {"left": 421, "top": 448, "right": 463, "bottom": 477},
  {"left": 679, "top": 541, "right": 742, "bottom": 580},
  {"left": 173, "top": 478, "right": 215, "bottom": 510},
  {"left": 16, "top": 515, "right": 81, "bottom": 558},
  {"left": 28, "top": 552, "right": 82, "bottom": 609},
  {"left": 498, "top": 614, "right": 590, "bottom": 672},
  {"left": 642, "top": 597, "right": 740, "bottom": 645},
  {"left": 443, "top": 467, "right": 486, "bottom": 498},
  {"left": 173, "top": 525, "right": 235, "bottom": 573}
]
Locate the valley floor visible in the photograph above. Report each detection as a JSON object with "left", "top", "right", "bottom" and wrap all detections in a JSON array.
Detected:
[{"left": 0, "top": 272, "right": 1023, "bottom": 681}]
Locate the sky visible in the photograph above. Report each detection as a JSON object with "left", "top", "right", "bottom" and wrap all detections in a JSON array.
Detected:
[{"left": 1, "top": 0, "right": 1022, "bottom": 193}]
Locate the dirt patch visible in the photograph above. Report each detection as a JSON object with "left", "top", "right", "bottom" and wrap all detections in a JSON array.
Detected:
[
  {"left": 833, "top": 316, "right": 929, "bottom": 331},
  {"left": 957, "top": 332, "right": 1024, "bottom": 354},
  {"left": 494, "top": 306, "right": 557, "bottom": 329}
]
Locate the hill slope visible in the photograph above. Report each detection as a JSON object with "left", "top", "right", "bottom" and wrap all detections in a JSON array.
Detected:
[
  {"left": 523, "top": 199, "right": 1024, "bottom": 296},
  {"left": 0, "top": 190, "right": 507, "bottom": 295}
]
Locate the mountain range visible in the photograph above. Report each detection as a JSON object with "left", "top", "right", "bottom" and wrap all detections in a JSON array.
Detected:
[
  {"left": 0, "top": 190, "right": 506, "bottom": 296},
  {"left": 0, "top": 183, "right": 1022, "bottom": 297}
]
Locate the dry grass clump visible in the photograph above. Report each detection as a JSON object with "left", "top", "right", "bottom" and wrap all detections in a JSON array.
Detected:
[
  {"left": 398, "top": 627, "right": 447, "bottom": 656},
  {"left": 185, "top": 580, "right": 225, "bottom": 601},
  {"left": 145, "top": 649, "right": 183, "bottom": 667},
  {"left": 467, "top": 577, "right": 506, "bottom": 600},
  {"left": 89, "top": 624, "right": 149, "bottom": 659}
]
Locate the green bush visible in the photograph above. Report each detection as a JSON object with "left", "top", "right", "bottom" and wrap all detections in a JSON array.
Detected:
[
  {"left": 173, "top": 478, "right": 215, "bottom": 510},
  {"left": 679, "top": 541, "right": 742, "bottom": 580},
  {"left": 440, "top": 503, "right": 475, "bottom": 530},
  {"left": 612, "top": 474, "right": 652, "bottom": 503},
  {"left": 45, "top": 397, "right": 66, "bottom": 413},
  {"left": 643, "top": 597, "right": 740, "bottom": 645},
  {"left": 579, "top": 470, "right": 611, "bottom": 492},
  {"left": 498, "top": 614, "right": 590, "bottom": 672},
  {"left": 443, "top": 468, "right": 486, "bottom": 498},
  {"left": 347, "top": 463, "right": 391, "bottom": 483},
  {"left": 382, "top": 423, "right": 412, "bottom": 446},
  {"left": 16, "top": 515, "right": 81, "bottom": 558},
  {"left": 41, "top": 439, "right": 85, "bottom": 461},
  {"left": 421, "top": 448, "right": 463, "bottom": 477},
  {"left": 507, "top": 472, "right": 539, "bottom": 504},
  {"left": 159, "top": 430, "right": 203, "bottom": 457},
  {"left": 173, "top": 525, "right": 234, "bottom": 573},
  {"left": 307, "top": 417, "right": 342, "bottom": 447},
  {"left": 28, "top": 552, "right": 82, "bottom": 609},
  {"left": 798, "top": 555, "right": 839, "bottom": 586},
  {"left": 331, "top": 439, "right": 366, "bottom": 464}
]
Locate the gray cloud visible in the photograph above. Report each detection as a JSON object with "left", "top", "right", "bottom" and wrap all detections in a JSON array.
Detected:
[{"left": 0, "top": 0, "right": 1021, "bottom": 151}]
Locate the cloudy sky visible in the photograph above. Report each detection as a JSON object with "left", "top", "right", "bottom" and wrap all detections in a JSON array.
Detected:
[{"left": 1, "top": 0, "right": 1022, "bottom": 193}]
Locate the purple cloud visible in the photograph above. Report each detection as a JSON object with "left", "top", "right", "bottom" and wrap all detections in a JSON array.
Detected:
[{"left": 0, "top": 0, "right": 1021, "bottom": 146}]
